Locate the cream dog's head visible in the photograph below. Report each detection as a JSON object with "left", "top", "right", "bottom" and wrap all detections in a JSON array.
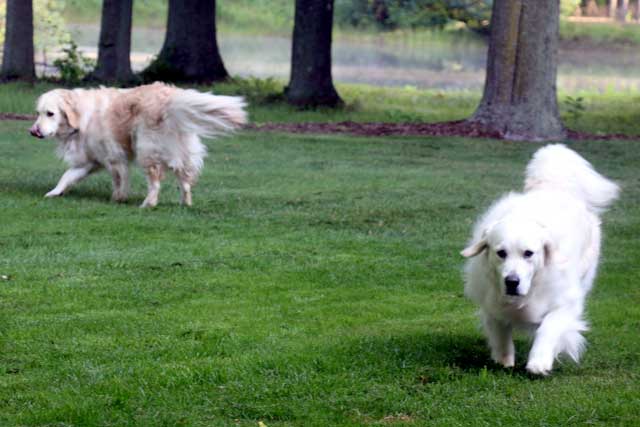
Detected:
[
  {"left": 461, "top": 218, "right": 556, "bottom": 298},
  {"left": 30, "top": 89, "right": 79, "bottom": 139}
]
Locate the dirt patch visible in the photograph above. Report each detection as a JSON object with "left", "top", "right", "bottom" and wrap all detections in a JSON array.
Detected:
[
  {"left": 251, "top": 120, "right": 638, "bottom": 141},
  {"left": 0, "top": 113, "right": 36, "bottom": 121},
  {"left": 3, "top": 113, "right": 636, "bottom": 141}
]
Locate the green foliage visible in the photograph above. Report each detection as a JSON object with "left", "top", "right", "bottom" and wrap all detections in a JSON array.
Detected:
[
  {"left": 563, "top": 95, "right": 586, "bottom": 124},
  {"left": 63, "top": 0, "right": 167, "bottom": 26},
  {"left": 334, "top": 0, "right": 491, "bottom": 31},
  {"left": 560, "top": 20, "right": 640, "bottom": 45},
  {"left": 227, "top": 77, "right": 284, "bottom": 104},
  {"left": 0, "top": 0, "right": 71, "bottom": 53},
  {"left": 52, "top": 40, "right": 95, "bottom": 84},
  {"left": 334, "top": 0, "right": 582, "bottom": 32},
  {"left": 561, "top": 0, "right": 581, "bottom": 17}
]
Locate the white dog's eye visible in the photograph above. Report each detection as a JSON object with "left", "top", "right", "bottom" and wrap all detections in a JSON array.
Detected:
[
  {"left": 523, "top": 250, "right": 534, "bottom": 258},
  {"left": 496, "top": 249, "right": 507, "bottom": 259},
  {"left": 46, "top": 111, "right": 54, "bottom": 117}
]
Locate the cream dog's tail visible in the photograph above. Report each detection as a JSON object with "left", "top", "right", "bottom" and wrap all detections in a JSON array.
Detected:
[
  {"left": 167, "top": 88, "right": 248, "bottom": 138},
  {"left": 524, "top": 144, "right": 620, "bottom": 214}
]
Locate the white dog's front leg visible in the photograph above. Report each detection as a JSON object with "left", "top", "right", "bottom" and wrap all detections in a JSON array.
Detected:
[
  {"left": 526, "top": 308, "right": 585, "bottom": 376},
  {"left": 45, "top": 164, "right": 96, "bottom": 198},
  {"left": 482, "top": 312, "right": 515, "bottom": 368}
]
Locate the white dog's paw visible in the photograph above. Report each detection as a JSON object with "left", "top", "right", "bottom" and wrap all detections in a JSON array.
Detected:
[
  {"left": 45, "top": 189, "right": 63, "bottom": 198},
  {"left": 526, "top": 358, "right": 553, "bottom": 376}
]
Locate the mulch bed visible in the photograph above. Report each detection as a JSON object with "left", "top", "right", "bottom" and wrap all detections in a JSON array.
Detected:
[
  {"left": 0, "top": 113, "right": 36, "bottom": 121},
  {"left": 5, "top": 113, "right": 635, "bottom": 141},
  {"left": 251, "top": 121, "right": 638, "bottom": 141}
]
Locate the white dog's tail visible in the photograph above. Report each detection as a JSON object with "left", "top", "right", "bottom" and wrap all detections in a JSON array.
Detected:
[
  {"left": 167, "top": 89, "right": 248, "bottom": 138},
  {"left": 524, "top": 144, "right": 620, "bottom": 214}
]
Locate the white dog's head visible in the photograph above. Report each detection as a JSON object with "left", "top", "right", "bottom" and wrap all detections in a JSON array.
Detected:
[
  {"left": 461, "top": 218, "right": 555, "bottom": 298},
  {"left": 30, "top": 89, "right": 79, "bottom": 139}
]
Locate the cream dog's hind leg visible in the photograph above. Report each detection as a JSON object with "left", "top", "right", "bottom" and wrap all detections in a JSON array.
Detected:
[{"left": 106, "top": 162, "right": 130, "bottom": 202}]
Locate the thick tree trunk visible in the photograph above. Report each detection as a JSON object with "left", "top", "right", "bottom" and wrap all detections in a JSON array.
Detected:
[
  {"left": 89, "top": 0, "right": 135, "bottom": 83},
  {"left": 617, "top": 0, "right": 629, "bottom": 21},
  {"left": 286, "top": 0, "right": 343, "bottom": 107},
  {"left": 1, "top": 0, "right": 35, "bottom": 81},
  {"left": 143, "top": 0, "right": 228, "bottom": 83},
  {"left": 468, "top": 0, "right": 565, "bottom": 141},
  {"left": 584, "top": 0, "right": 600, "bottom": 16},
  {"left": 609, "top": 0, "right": 619, "bottom": 18}
]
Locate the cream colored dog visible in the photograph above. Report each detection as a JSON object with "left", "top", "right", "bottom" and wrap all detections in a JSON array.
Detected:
[
  {"left": 30, "top": 82, "right": 247, "bottom": 207},
  {"left": 461, "top": 145, "right": 619, "bottom": 375}
]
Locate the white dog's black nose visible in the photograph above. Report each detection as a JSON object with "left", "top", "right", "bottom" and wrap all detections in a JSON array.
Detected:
[{"left": 505, "top": 275, "right": 520, "bottom": 295}]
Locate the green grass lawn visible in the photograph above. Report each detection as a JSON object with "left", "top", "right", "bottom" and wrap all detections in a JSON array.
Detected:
[{"left": 1, "top": 109, "right": 639, "bottom": 426}]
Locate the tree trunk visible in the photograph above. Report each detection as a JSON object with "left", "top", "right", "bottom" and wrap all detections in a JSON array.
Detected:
[
  {"left": 609, "top": 0, "right": 619, "bottom": 18},
  {"left": 1, "top": 0, "right": 35, "bottom": 81},
  {"left": 89, "top": 0, "right": 135, "bottom": 83},
  {"left": 584, "top": 0, "right": 600, "bottom": 16},
  {"left": 142, "top": 0, "right": 228, "bottom": 83},
  {"left": 617, "top": 0, "right": 629, "bottom": 21},
  {"left": 286, "top": 0, "right": 343, "bottom": 107},
  {"left": 468, "top": 0, "right": 565, "bottom": 141}
]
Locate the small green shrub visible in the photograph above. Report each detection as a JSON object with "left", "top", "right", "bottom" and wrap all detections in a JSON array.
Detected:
[
  {"left": 53, "top": 40, "right": 95, "bottom": 84},
  {"left": 229, "top": 77, "right": 284, "bottom": 103},
  {"left": 563, "top": 95, "right": 586, "bottom": 125}
]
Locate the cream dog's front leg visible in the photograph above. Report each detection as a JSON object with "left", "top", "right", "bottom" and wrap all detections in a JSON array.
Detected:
[{"left": 46, "top": 163, "right": 98, "bottom": 197}]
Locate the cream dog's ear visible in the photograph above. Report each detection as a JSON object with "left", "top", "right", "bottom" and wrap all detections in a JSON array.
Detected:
[
  {"left": 461, "top": 223, "right": 496, "bottom": 258},
  {"left": 60, "top": 91, "right": 80, "bottom": 129},
  {"left": 460, "top": 237, "right": 487, "bottom": 258}
]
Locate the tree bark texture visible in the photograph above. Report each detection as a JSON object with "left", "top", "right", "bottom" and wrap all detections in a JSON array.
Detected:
[
  {"left": 286, "top": 0, "right": 343, "bottom": 107},
  {"left": 609, "top": 0, "right": 619, "bottom": 18},
  {"left": 143, "top": 0, "right": 228, "bottom": 83},
  {"left": 1, "top": 0, "right": 35, "bottom": 81},
  {"left": 90, "top": 0, "right": 135, "bottom": 83},
  {"left": 469, "top": 0, "right": 565, "bottom": 141},
  {"left": 617, "top": 0, "right": 629, "bottom": 21}
]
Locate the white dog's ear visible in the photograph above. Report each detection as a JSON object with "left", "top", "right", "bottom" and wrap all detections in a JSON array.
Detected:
[
  {"left": 543, "top": 241, "right": 555, "bottom": 266},
  {"left": 60, "top": 92, "right": 80, "bottom": 129},
  {"left": 461, "top": 238, "right": 487, "bottom": 258},
  {"left": 461, "top": 223, "right": 495, "bottom": 258}
]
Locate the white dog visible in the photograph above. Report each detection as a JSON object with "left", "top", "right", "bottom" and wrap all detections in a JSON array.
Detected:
[
  {"left": 30, "top": 82, "right": 247, "bottom": 207},
  {"left": 461, "top": 144, "right": 619, "bottom": 375}
]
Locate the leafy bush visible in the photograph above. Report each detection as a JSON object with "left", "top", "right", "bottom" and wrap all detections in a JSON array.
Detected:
[
  {"left": 335, "top": 0, "right": 579, "bottom": 32},
  {"left": 334, "top": 0, "right": 491, "bottom": 32},
  {"left": 53, "top": 41, "right": 95, "bottom": 83},
  {"left": 0, "top": 0, "right": 71, "bottom": 55},
  {"left": 561, "top": 0, "right": 581, "bottom": 17},
  {"left": 229, "top": 77, "right": 284, "bottom": 103},
  {"left": 563, "top": 95, "right": 586, "bottom": 125}
]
